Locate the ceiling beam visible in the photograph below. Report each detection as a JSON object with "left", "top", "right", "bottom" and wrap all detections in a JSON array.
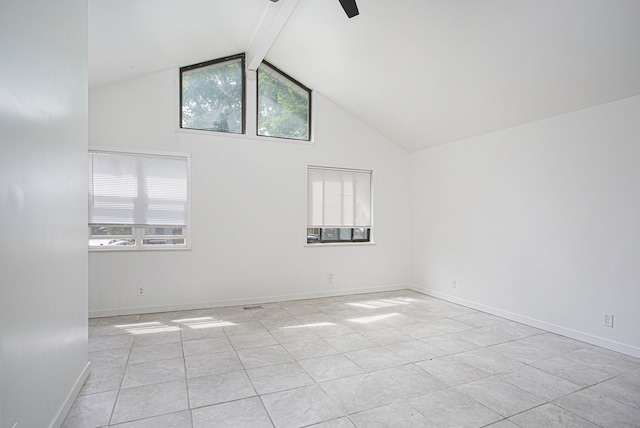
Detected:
[{"left": 246, "top": 0, "right": 301, "bottom": 73}]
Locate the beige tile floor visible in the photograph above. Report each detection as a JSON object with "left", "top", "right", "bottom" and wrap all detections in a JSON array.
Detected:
[{"left": 64, "top": 290, "right": 640, "bottom": 427}]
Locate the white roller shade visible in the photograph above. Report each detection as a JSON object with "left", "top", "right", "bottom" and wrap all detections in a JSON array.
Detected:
[
  {"left": 307, "top": 166, "right": 372, "bottom": 228},
  {"left": 88, "top": 151, "right": 188, "bottom": 226}
]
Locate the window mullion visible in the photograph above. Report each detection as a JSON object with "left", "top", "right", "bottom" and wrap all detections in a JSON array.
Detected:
[{"left": 135, "top": 227, "right": 143, "bottom": 247}]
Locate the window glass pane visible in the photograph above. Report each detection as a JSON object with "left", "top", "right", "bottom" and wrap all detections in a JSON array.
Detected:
[
  {"left": 307, "top": 228, "right": 320, "bottom": 243},
  {"left": 258, "top": 62, "right": 310, "bottom": 141},
  {"left": 353, "top": 227, "right": 367, "bottom": 240},
  {"left": 88, "top": 153, "right": 137, "bottom": 225},
  {"left": 145, "top": 226, "right": 183, "bottom": 236},
  {"left": 322, "top": 228, "right": 339, "bottom": 241},
  {"left": 143, "top": 238, "right": 185, "bottom": 246},
  {"left": 89, "top": 225, "right": 135, "bottom": 247},
  {"left": 307, "top": 166, "right": 372, "bottom": 228},
  {"left": 89, "top": 149, "right": 190, "bottom": 250},
  {"left": 307, "top": 166, "right": 372, "bottom": 244},
  {"left": 181, "top": 56, "right": 244, "bottom": 133},
  {"left": 90, "top": 238, "right": 135, "bottom": 247},
  {"left": 90, "top": 226, "right": 133, "bottom": 236},
  {"left": 339, "top": 228, "right": 352, "bottom": 240},
  {"left": 306, "top": 226, "right": 371, "bottom": 244},
  {"left": 88, "top": 151, "right": 188, "bottom": 227}
]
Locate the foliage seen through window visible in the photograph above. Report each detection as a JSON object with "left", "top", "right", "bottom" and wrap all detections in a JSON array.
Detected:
[
  {"left": 181, "top": 55, "right": 245, "bottom": 134},
  {"left": 257, "top": 62, "right": 311, "bottom": 141}
]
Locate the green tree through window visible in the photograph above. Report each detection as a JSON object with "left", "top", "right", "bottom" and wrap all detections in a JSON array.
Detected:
[
  {"left": 181, "top": 55, "right": 244, "bottom": 133},
  {"left": 258, "top": 62, "right": 310, "bottom": 141}
]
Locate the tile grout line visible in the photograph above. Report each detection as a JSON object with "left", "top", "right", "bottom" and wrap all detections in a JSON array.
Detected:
[
  {"left": 77, "top": 290, "right": 640, "bottom": 428},
  {"left": 106, "top": 332, "right": 134, "bottom": 427}
]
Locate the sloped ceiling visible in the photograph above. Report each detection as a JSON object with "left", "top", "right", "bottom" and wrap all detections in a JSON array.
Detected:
[{"left": 89, "top": 0, "right": 640, "bottom": 152}]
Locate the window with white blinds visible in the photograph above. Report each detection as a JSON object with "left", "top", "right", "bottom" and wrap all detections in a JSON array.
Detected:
[
  {"left": 307, "top": 165, "right": 372, "bottom": 243},
  {"left": 88, "top": 149, "right": 190, "bottom": 249}
]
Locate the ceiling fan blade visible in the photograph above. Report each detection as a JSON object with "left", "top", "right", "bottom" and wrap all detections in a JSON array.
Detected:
[{"left": 338, "top": 0, "right": 359, "bottom": 18}]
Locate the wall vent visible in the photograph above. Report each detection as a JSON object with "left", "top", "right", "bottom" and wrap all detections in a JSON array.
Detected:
[{"left": 243, "top": 305, "right": 264, "bottom": 310}]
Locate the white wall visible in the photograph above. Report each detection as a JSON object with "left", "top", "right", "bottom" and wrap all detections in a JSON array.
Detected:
[
  {"left": 409, "top": 95, "right": 640, "bottom": 357},
  {"left": 0, "top": 0, "right": 89, "bottom": 426},
  {"left": 88, "top": 69, "right": 410, "bottom": 316}
]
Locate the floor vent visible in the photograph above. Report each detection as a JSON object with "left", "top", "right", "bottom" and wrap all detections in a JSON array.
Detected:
[{"left": 243, "top": 305, "right": 264, "bottom": 310}]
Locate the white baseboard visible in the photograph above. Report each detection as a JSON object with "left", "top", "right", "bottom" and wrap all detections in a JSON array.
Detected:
[
  {"left": 89, "top": 283, "right": 410, "bottom": 318},
  {"left": 50, "top": 361, "right": 91, "bottom": 428},
  {"left": 409, "top": 284, "right": 640, "bottom": 359},
  {"left": 89, "top": 283, "right": 640, "bottom": 359}
]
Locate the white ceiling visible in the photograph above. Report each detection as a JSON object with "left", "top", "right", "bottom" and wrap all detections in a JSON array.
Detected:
[{"left": 89, "top": 0, "right": 640, "bottom": 152}]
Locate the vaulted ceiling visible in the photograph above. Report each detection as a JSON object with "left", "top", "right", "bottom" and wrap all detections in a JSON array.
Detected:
[{"left": 89, "top": 0, "right": 640, "bottom": 152}]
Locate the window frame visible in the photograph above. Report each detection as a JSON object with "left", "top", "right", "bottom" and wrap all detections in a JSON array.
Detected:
[
  {"left": 307, "top": 227, "right": 371, "bottom": 244},
  {"left": 256, "top": 60, "right": 312, "bottom": 142},
  {"left": 88, "top": 147, "right": 192, "bottom": 252},
  {"left": 305, "top": 164, "right": 374, "bottom": 246},
  {"left": 179, "top": 53, "right": 246, "bottom": 135}
]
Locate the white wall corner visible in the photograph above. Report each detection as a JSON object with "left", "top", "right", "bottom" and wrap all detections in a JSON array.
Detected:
[
  {"left": 50, "top": 362, "right": 91, "bottom": 428},
  {"left": 408, "top": 284, "right": 640, "bottom": 359}
]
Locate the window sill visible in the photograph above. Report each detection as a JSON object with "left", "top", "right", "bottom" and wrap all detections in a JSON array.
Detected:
[
  {"left": 304, "top": 241, "right": 376, "bottom": 248},
  {"left": 176, "top": 127, "right": 316, "bottom": 146},
  {"left": 89, "top": 246, "right": 191, "bottom": 253}
]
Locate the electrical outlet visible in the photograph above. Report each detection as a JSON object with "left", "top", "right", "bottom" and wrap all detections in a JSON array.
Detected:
[
  {"left": 452, "top": 279, "right": 457, "bottom": 289},
  {"left": 327, "top": 273, "right": 334, "bottom": 284},
  {"left": 603, "top": 313, "right": 614, "bottom": 328},
  {"left": 137, "top": 287, "right": 144, "bottom": 296}
]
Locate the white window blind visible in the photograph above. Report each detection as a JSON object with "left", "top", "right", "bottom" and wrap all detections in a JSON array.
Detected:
[
  {"left": 88, "top": 151, "right": 188, "bottom": 226},
  {"left": 307, "top": 166, "right": 372, "bottom": 228}
]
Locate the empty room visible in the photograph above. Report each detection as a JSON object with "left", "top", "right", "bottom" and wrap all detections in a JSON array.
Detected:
[{"left": 2, "top": 0, "right": 640, "bottom": 427}]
